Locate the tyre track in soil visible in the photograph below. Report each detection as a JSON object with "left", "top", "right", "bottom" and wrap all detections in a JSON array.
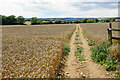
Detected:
[{"left": 63, "top": 24, "right": 113, "bottom": 78}]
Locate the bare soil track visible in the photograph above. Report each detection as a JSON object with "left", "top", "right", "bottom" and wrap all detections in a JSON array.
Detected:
[{"left": 63, "top": 24, "right": 113, "bottom": 78}]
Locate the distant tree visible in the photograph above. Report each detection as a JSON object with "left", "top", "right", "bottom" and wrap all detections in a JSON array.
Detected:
[
  {"left": 86, "top": 20, "right": 90, "bottom": 23},
  {"left": 104, "top": 19, "right": 110, "bottom": 22},
  {"left": 86, "top": 20, "right": 94, "bottom": 23},
  {"left": 94, "top": 18, "right": 99, "bottom": 23},
  {"left": 55, "top": 20, "right": 61, "bottom": 24},
  {"left": 100, "top": 19, "right": 104, "bottom": 23},
  {"left": 2, "top": 15, "right": 6, "bottom": 25},
  {"left": 8, "top": 15, "right": 17, "bottom": 24},
  {"left": 2, "top": 15, "right": 17, "bottom": 25},
  {"left": 82, "top": 18, "right": 88, "bottom": 23},
  {"left": 63, "top": 21, "right": 67, "bottom": 24},
  {"left": 48, "top": 21, "right": 53, "bottom": 24},
  {"left": 83, "top": 19, "right": 96, "bottom": 23},
  {"left": 17, "top": 16, "right": 25, "bottom": 24},
  {"left": 111, "top": 18, "right": 115, "bottom": 22},
  {"left": 108, "top": 18, "right": 112, "bottom": 21},
  {"left": 69, "top": 21, "right": 73, "bottom": 24},
  {"left": 66, "top": 21, "right": 69, "bottom": 24},
  {"left": 31, "top": 17, "right": 38, "bottom": 24},
  {"left": 6, "top": 16, "right": 11, "bottom": 24},
  {"left": 0, "top": 15, "right": 2, "bottom": 25},
  {"left": 74, "top": 20, "right": 80, "bottom": 24},
  {"left": 90, "top": 20, "right": 94, "bottom": 23},
  {"left": 37, "top": 19, "right": 43, "bottom": 24},
  {"left": 49, "top": 20, "right": 53, "bottom": 24}
]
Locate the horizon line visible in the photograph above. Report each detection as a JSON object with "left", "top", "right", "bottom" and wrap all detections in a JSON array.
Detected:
[{"left": 25, "top": 17, "right": 119, "bottom": 19}]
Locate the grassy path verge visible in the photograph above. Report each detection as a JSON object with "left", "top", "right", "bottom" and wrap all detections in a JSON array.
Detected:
[{"left": 62, "top": 24, "right": 113, "bottom": 78}]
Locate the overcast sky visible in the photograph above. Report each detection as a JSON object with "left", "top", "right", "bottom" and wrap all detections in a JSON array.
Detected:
[{"left": 0, "top": 0, "right": 119, "bottom": 18}]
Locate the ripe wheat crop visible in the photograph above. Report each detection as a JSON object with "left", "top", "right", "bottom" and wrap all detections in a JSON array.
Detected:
[{"left": 2, "top": 24, "right": 76, "bottom": 78}]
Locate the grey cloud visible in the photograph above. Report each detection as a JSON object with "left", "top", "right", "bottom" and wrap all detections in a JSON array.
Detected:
[{"left": 73, "top": 2, "right": 118, "bottom": 11}]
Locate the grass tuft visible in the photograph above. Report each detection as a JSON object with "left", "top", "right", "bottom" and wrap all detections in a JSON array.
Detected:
[
  {"left": 74, "top": 42, "right": 83, "bottom": 45},
  {"left": 75, "top": 47, "right": 85, "bottom": 61},
  {"left": 75, "top": 38, "right": 79, "bottom": 40},
  {"left": 75, "top": 32, "right": 79, "bottom": 34},
  {"left": 87, "top": 39, "right": 95, "bottom": 46},
  {"left": 79, "top": 57, "right": 86, "bottom": 61},
  {"left": 75, "top": 34, "right": 79, "bottom": 37},
  {"left": 63, "top": 43, "right": 70, "bottom": 56}
]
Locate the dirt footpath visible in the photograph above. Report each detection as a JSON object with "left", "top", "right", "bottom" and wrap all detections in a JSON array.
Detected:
[{"left": 63, "top": 24, "right": 113, "bottom": 78}]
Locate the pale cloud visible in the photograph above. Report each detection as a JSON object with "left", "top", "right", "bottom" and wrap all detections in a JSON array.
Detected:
[{"left": 0, "top": 0, "right": 119, "bottom": 18}]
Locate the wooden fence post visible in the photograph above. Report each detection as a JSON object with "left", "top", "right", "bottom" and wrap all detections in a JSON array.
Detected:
[{"left": 108, "top": 23, "right": 112, "bottom": 46}]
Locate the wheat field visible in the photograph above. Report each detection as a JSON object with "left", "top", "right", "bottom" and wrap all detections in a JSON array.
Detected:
[{"left": 2, "top": 24, "right": 76, "bottom": 78}]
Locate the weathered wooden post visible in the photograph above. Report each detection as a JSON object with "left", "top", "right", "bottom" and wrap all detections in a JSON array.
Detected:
[{"left": 108, "top": 23, "right": 112, "bottom": 46}]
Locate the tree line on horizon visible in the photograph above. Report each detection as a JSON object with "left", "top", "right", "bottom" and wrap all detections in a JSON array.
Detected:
[
  {"left": 0, "top": 15, "right": 117, "bottom": 25},
  {"left": 1, "top": 15, "right": 25, "bottom": 25},
  {"left": 30, "top": 17, "right": 116, "bottom": 24}
]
